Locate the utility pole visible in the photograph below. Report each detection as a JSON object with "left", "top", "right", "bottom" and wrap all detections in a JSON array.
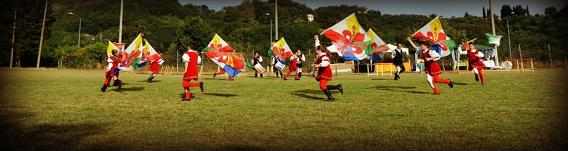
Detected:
[
  {"left": 10, "top": 10, "right": 17, "bottom": 69},
  {"left": 36, "top": 0, "right": 48, "bottom": 69},
  {"left": 118, "top": 0, "right": 124, "bottom": 43},
  {"left": 274, "top": 0, "right": 278, "bottom": 40}
]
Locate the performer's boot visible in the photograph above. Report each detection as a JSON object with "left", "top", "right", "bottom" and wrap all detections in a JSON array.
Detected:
[
  {"left": 199, "top": 81, "right": 205, "bottom": 93},
  {"left": 147, "top": 75, "right": 155, "bottom": 82},
  {"left": 101, "top": 84, "right": 108, "bottom": 92},
  {"left": 323, "top": 90, "right": 334, "bottom": 101},
  {"left": 295, "top": 73, "right": 300, "bottom": 80},
  {"left": 260, "top": 73, "right": 263, "bottom": 78},
  {"left": 432, "top": 87, "right": 441, "bottom": 95},
  {"left": 474, "top": 73, "right": 479, "bottom": 82},
  {"left": 448, "top": 79, "right": 454, "bottom": 88},
  {"left": 326, "top": 84, "right": 344, "bottom": 95},
  {"left": 113, "top": 79, "right": 122, "bottom": 89},
  {"left": 183, "top": 92, "right": 192, "bottom": 101}
]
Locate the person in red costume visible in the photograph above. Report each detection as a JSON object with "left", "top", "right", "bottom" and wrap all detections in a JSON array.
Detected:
[
  {"left": 313, "top": 46, "right": 343, "bottom": 101},
  {"left": 419, "top": 41, "right": 454, "bottom": 95},
  {"left": 182, "top": 48, "right": 205, "bottom": 101},
  {"left": 101, "top": 43, "right": 125, "bottom": 92},
  {"left": 142, "top": 51, "right": 164, "bottom": 82},
  {"left": 462, "top": 40, "right": 486, "bottom": 85}
]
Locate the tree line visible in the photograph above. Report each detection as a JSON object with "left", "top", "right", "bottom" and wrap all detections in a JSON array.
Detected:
[{"left": 1, "top": 0, "right": 567, "bottom": 68}]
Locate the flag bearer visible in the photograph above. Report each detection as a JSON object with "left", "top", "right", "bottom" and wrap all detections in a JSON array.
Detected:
[
  {"left": 420, "top": 41, "right": 454, "bottom": 95},
  {"left": 313, "top": 46, "right": 343, "bottom": 101},
  {"left": 182, "top": 48, "right": 204, "bottom": 101}
]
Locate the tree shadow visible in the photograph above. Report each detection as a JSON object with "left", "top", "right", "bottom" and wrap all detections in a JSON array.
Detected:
[
  {"left": 369, "top": 85, "right": 429, "bottom": 95},
  {"left": 0, "top": 102, "right": 128, "bottom": 151}
]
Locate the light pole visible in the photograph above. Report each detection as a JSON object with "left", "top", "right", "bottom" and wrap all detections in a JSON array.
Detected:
[
  {"left": 266, "top": 13, "right": 272, "bottom": 43},
  {"left": 506, "top": 18, "right": 512, "bottom": 60},
  {"left": 37, "top": 0, "right": 48, "bottom": 69},
  {"left": 67, "top": 12, "right": 82, "bottom": 48},
  {"left": 488, "top": 0, "right": 500, "bottom": 66},
  {"left": 10, "top": 10, "right": 16, "bottom": 69},
  {"left": 118, "top": 0, "right": 124, "bottom": 43},
  {"left": 274, "top": 0, "right": 278, "bottom": 40}
]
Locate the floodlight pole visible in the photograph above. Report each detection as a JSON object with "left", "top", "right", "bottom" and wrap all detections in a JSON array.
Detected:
[
  {"left": 36, "top": 0, "right": 48, "bottom": 69},
  {"left": 118, "top": 0, "right": 124, "bottom": 43},
  {"left": 10, "top": 10, "right": 16, "bottom": 69},
  {"left": 274, "top": 0, "right": 278, "bottom": 40},
  {"left": 489, "top": 0, "right": 500, "bottom": 66}
]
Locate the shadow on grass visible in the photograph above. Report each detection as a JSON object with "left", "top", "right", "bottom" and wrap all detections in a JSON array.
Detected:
[
  {"left": 370, "top": 85, "right": 429, "bottom": 95},
  {"left": 111, "top": 86, "right": 145, "bottom": 92},
  {"left": 292, "top": 89, "right": 340, "bottom": 101},
  {"left": 137, "top": 80, "right": 161, "bottom": 83},
  {"left": 203, "top": 92, "right": 238, "bottom": 97},
  {"left": 0, "top": 104, "right": 128, "bottom": 151},
  {"left": 452, "top": 82, "right": 469, "bottom": 85}
]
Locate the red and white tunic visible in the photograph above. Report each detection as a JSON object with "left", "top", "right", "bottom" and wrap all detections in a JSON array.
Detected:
[
  {"left": 315, "top": 53, "right": 332, "bottom": 81},
  {"left": 183, "top": 50, "right": 201, "bottom": 80},
  {"left": 467, "top": 49, "right": 485, "bottom": 70},
  {"left": 421, "top": 49, "right": 442, "bottom": 76}
]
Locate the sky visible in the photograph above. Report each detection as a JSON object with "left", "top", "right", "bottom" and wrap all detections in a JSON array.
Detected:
[{"left": 177, "top": 0, "right": 566, "bottom": 17}]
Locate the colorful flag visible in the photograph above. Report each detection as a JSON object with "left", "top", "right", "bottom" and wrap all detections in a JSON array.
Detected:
[
  {"left": 321, "top": 13, "right": 368, "bottom": 61},
  {"left": 486, "top": 33, "right": 503, "bottom": 46},
  {"left": 364, "top": 28, "right": 389, "bottom": 55},
  {"left": 271, "top": 37, "right": 294, "bottom": 62},
  {"left": 143, "top": 39, "right": 162, "bottom": 62},
  {"left": 412, "top": 16, "right": 447, "bottom": 42},
  {"left": 204, "top": 34, "right": 244, "bottom": 78},
  {"left": 205, "top": 33, "right": 234, "bottom": 53},
  {"left": 413, "top": 16, "right": 453, "bottom": 57},
  {"left": 106, "top": 41, "right": 119, "bottom": 57}
]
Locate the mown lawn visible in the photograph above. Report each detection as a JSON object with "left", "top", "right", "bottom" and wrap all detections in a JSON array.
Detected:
[{"left": 1, "top": 69, "right": 566, "bottom": 151}]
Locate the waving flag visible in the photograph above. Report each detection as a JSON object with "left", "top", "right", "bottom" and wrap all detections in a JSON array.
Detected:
[
  {"left": 143, "top": 39, "right": 162, "bottom": 62},
  {"left": 204, "top": 34, "right": 244, "bottom": 78},
  {"left": 106, "top": 41, "right": 119, "bottom": 57},
  {"left": 205, "top": 33, "right": 234, "bottom": 53},
  {"left": 271, "top": 37, "right": 294, "bottom": 61},
  {"left": 364, "top": 28, "right": 389, "bottom": 55},
  {"left": 412, "top": 16, "right": 453, "bottom": 57},
  {"left": 321, "top": 13, "right": 368, "bottom": 61}
]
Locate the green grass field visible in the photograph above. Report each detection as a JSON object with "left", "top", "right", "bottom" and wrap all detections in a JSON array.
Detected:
[{"left": 1, "top": 69, "right": 567, "bottom": 151}]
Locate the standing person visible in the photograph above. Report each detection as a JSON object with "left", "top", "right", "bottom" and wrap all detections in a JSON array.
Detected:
[
  {"left": 272, "top": 55, "right": 283, "bottom": 78},
  {"left": 294, "top": 49, "right": 306, "bottom": 80},
  {"left": 392, "top": 43, "right": 406, "bottom": 80},
  {"left": 419, "top": 41, "right": 454, "bottom": 95},
  {"left": 313, "top": 46, "right": 343, "bottom": 101},
  {"left": 182, "top": 48, "right": 205, "bottom": 101},
  {"left": 252, "top": 51, "right": 264, "bottom": 78},
  {"left": 463, "top": 40, "right": 486, "bottom": 85}
]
